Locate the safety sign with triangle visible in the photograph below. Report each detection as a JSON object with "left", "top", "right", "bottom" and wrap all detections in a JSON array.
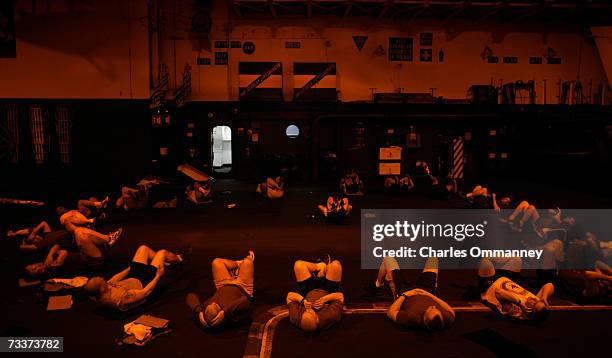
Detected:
[{"left": 352, "top": 36, "right": 368, "bottom": 52}]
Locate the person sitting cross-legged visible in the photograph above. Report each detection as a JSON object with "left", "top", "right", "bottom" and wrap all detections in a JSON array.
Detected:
[
  {"left": 186, "top": 251, "right": 255, "bottom": 329},
  {"left": 339, "top": 169, "right": 364, "bottom": 195},
  {"left": 286, "top": 257, "right": 344, "bottom": 332},
  {"left": 387, "top": 257, "right": 455, "bottom": 331}
]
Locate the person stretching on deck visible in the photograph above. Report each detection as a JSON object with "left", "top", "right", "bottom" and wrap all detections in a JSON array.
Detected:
[
  {"left": 478, "top": 257, "right": 554, "bottom": 322},
  {"left": 384, "top": 174, "right": 414, "bottom": 194},
  {"left": 115, "top": 178, "right": 166, "bottom": 211},
  {"left": 414, "top": 162, "right": 457, "bottom": 200},
  {"left": 77, "top": 196, "right": 109, "bottom": 218},
  {"left": 24, "top": 244, "right": 69, "bottom": 277},
  {"left": 56, "top": 206, "right": 96, "bottom": 232},
  {"left": 559, "top": 261, "right": 612, "bottom": 303},
  {"left": 387, "top": 257, "right": 455, "bottom": 331},
  {"left": 368, "top": 256, "right": 405, "bottom": 300},
  {"left": 464, "top": 185, "right": 512, "bottom": 212},
  {"left": 318, "top": 196, "right": 352, "bottom": 222},
  {"left": 186, "top": 251, "right": 255, "bottom": 328},
  {"left": 72, "top": 226, "right": 123, "bottom": 270},
  {"left": 286, "top": 257, "right": 344, "bottom": 332},
  {"left": 55, "top": 205, "right": 123, "bottom": 268},
  {"left": 84, "top": 245, "right": 186, "bottom": 311},
  {"left": 501, "top": 203, "right": 563, "bottom": 237},
  {"left": 256, "top": 176, "right": 285, "bottom": 199},
  {"left": 559, "top": 231, "right": 612, "bottom": 303},
  {"left": 186, "top": 180, "right": 212, "bottom": 204},
  {"left": 340, "top": 169, "right": 364, "bottom": 195},
  {"left": 9, "top": 221, "right": 70, "bottom": 252}
]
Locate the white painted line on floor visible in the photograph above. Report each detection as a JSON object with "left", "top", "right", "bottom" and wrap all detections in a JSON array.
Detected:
[{"left": 250, "top": 304, "right": 612, "bottom": 358}]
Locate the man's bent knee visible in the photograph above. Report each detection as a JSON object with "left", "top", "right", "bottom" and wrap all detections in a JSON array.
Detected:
[
  {"left": 329, "top": 260, "right": 342, "bottom": 271},
  {"left": 212, "top": 258, "right": 224, "bottom": 269},
  {"left": 136, "top": 244, "right": 151, "bottom": 253}
]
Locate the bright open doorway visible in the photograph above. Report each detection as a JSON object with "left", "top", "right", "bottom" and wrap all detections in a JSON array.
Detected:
[{"left": 212, "top": 125, "right": 232, "bottom": 174}]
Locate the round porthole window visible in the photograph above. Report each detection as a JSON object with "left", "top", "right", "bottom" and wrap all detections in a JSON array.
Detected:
[{"left": 286, "top": 124, "right": 300, "bottom": 139}]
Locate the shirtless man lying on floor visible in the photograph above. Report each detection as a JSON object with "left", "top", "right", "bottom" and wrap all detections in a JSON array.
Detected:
[
  {"left": 84, "top": 245, "right": 186, "bottom": 311},
  {"left": 9, "top": 221, "right": 70, "bottom": 252}
]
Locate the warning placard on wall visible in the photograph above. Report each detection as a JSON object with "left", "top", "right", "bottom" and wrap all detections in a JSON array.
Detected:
[
  {"left": 388, "top": 37, "right": 413, "bottom": 61},
  {"left": 379, "top": 162, "right": 401, "bottom": 175},
  {"left": 379, "top": 146, "right": 402, "bottom": 160}
]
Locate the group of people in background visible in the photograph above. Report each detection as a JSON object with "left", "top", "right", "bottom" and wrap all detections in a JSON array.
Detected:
[{"left": 4, "top": 161, "right": 611, "bottom": 338}]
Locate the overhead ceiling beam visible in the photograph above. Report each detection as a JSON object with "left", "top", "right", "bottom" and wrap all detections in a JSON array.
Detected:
[
  {"left": 477, "top": 1, "right": 507, "bottom": 22},
  {"left": 379, "top": 0, "right": 393, "bottom": 18},
  {"left": 344, "top": 1, "right": 354, "bottom": 18},
  {"left": 390, "top": 4, "right": 421, "bottom": 19},
  {"left": 235, "top": 2, "right": 267, "bottom": 13},
  {"left": 232, "top": 1, "right": 243, "bottom": 18},
  {"left": 515, "top": 3, "right": 548, "bottom": 22},
  {"left": 409, "top": 4, "right": 428, "bottom": 22},
  {"left": 228, "top": 1, "right": 612, "bottom": 20},
  {"left": 442, "top": 1, "right": 468, "bottom": 23},
  {"left": 268, "top": 0, "right": 277, "bottom": 17}
]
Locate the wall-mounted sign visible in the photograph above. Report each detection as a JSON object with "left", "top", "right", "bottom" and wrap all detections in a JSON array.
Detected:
[
  {"left": 379, "top": 162, "right": 401, "bottom": 176},
  {"left": 231, "top": 41, "right": 241, "bottom": 48},
  {"left": 379, "top": 147, "right": 402, "bottom": 160},
  {"left": 215, "top": 52, "right": 228, "bottom": 65},
  {"left": 214, "top": 41, "right": 229, "bottom": 48},
  {"left": 352, "top": 36, "right": 368, "bottom": 52},
  {"left": 388, "top": 37, "right": 413, "bottom": 61},
  {"left": 239, "top": 61, "right": 283, "bottom": 100},
  {"left": 547, "top": 57, "right": 562, "bottom": 64},
  {"left": 243, "top": 41, "right": 256, "bottom": 55},
  {"left": 503, "top": 56, "right": 519, "bottom": 64},
  {"left": 529, "top": 57, "right": 543, "bottom": 64},
  {"left": 197, "top": 57, "right": 211, "bottom": 65},
  {"left": 285, "top": 41, "right": 301, "bottom": 48},
  {"left": 420, "top": 49, "right": 433, "bottom": 62},
  {"left": 293, "top": 62, "right": 337, "bottom": 101},
  {"left": 487, "top": 56, "right": 499, "bottom": 63},
  {"left": 419, "top": 32, "right": 433, "bottom": 46}
]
